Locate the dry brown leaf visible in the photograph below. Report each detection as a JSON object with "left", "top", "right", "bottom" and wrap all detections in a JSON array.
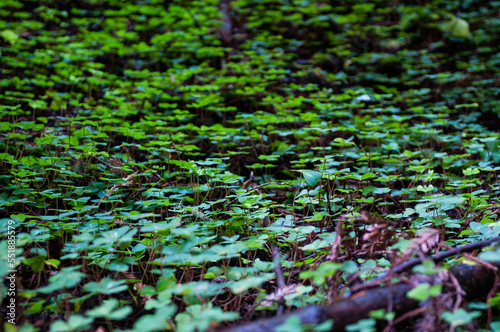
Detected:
[
  {"left": 402, "top": 228, "right": 440, "bottom": 257},
  {"left": 259, "top": 284, "right": 298, "bottom": 307}
]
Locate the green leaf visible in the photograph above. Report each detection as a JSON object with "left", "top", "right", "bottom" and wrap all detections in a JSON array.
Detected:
[
  {"left": 230, "top": 273, "right": 274, "bottom": 294},
  {"left": 441, "top": 16, "right": 470, "bottom": 38},
  {"left": 301, "top": 239, "right": 329, "bottom": 252},
  {"left": 441, "top": 309, "right": 481, "bottom": 326},
  {"left": 302, "top": 170, "right": 322, "bottom": 187},
  {"left": 362, "top": 186, "right": 376, "bottom": 195},
  {"left": 407, "top": 283, "right": 441, "bottom": 301},
  {"left": 300, "top": 262, "right": 342, "bottom": 286},
  {"left": 83, "top": 278, "right": 128, "bottom": 294},
  {"left": 17, "top": 324, "right": 36, "bottom": 332},
  {"left": 133, "top": 305, "right": 176, "bottom": 332},
  {"left": 38, "top": 267, "right": 85, "bottom": 293},
  {"left": 24, "top": 256, "right": 46, "bottom": 273},
  {"left": 44, "top": 259, "right": 60, "bottom": 268},
  {"left": 103, "top": 262, "right": 129, "bottom": 272},
  {"left": 412, "top": 259, "right": 440, "bottom": 275},
  {"left": 253, "top": 258, "right": 274, "bottom": 272},
  {"left": 369, "top": 309, "right": 395, "bottom": 321},
  {"left": 490, "top": 322, "right": 500, "bottom": 331},
  {"left": 1, "top": 29, "right": 18, "bottom": 45},
  {"left": 86, "top": 299, "right": 132, "bottom": 320},
  {"left": 175, "top": 304, "right": 239, "bottom": 332},
  {"left": 361, "top": 173, "right": 375, "bottom": 181},
  {"left": 275, "top": 316, "right": 302, "bottom": 332},
  {"left": 345, "top": 318, "right": 376, "bottom": 332},
  {"left": 50, "top": 315, "right": 93, "bottom": 332},
  {"left": 373, "top": 187, "right": 391, "bottom": 194},
  {"left": 478, "top": 248, "right": 500, "bottom": 262}
]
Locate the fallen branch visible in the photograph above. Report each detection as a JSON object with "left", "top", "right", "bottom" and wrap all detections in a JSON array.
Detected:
[
  {"left": 221, "top": 282, "right": 419, "bottom": 332},
  {"left": 221, "top": 239, "right": 500, "bottom": 332}
]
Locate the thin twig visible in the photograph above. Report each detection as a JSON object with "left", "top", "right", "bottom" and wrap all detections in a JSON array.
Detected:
[
  {"left": 273, "top": 246, "right": 286, "bottom": 316},
  {"left": 326, "top": 219, "right": 343, "bottom": 261},
  {"left": 379, "top": 237, "right": 500, "bottom": 279},
  {"left": 462, "top": 252, "right": 498, "bottom": 271},
  {"left": 387, "top": 306, "right": 428, "bottom": 329},
  {"left": 350, "top": 237, "right": 500, "bottom": 293}
]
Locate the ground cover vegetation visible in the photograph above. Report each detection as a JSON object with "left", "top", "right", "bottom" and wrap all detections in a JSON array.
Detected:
[{"left": 1, "top": 0, "right": 500, "bottom": 331}]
